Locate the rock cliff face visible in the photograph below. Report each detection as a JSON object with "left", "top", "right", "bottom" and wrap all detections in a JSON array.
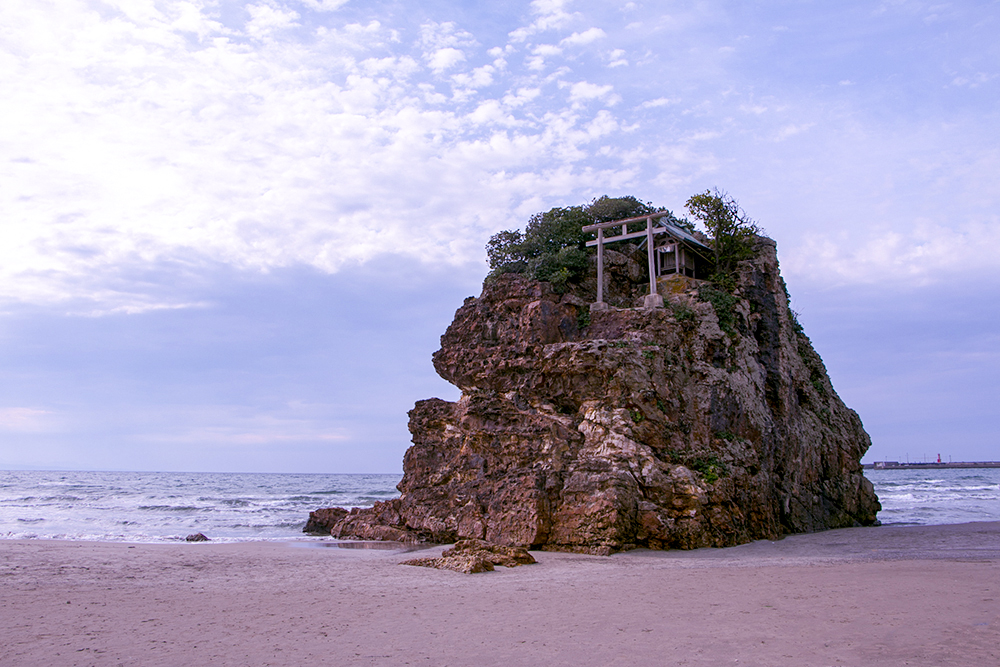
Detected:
[{"left": 310, "top": 237, "right": 880, "bottom": 553}]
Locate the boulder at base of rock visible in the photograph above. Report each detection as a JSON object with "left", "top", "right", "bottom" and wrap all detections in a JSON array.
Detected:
[
  {"left": 303, "top": 507, "right": 348, "bottom": 534},
  {"left": 401, "top": 540, "right": 536, "bottom": 574}
]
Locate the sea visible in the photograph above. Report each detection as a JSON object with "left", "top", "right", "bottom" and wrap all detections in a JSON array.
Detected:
[
  {"left": 1, "top": 468, "right": 998, "bottom": 543},
  {"left": 0, "top": 470, "right": 401, "bottom": 543}
]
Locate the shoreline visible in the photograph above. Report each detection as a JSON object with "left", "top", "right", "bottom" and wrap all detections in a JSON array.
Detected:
[
  {"left": 864, "top": 461, "right": 1000, "bottom": 469},
  {"left": 2, "top": 522, "right": 998, "bottom": 666},
  {"left": 3, "top": 516, "right": 999, "bottom": 547}
]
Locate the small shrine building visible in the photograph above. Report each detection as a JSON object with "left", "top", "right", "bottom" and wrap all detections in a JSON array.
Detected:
[{"left": 582, "top": 212, "right": 713, "bottom": 310}]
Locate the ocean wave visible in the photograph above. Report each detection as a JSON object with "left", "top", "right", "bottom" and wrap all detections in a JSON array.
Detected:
[
  {"left": 866, "top": 467, "right": 1000, "bottom": 525},
  {"left": 0, "top": 471, "right": 403, "bottom": 542},
  {"left": 137, "top": 505, "right": 205, "bottom": 512}
]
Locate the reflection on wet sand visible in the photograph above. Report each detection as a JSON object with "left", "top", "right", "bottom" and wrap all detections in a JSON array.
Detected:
[{"left": 298, "top": 540, "right": 433, "bottom": 553}]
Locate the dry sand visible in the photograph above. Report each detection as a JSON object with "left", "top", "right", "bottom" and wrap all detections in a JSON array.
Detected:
[{"left": 2, "top": 522, "right": 998, "bottom": 666}]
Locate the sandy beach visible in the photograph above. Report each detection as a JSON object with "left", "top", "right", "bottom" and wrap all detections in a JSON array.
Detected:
[{"left": 2, "top": 522, "right": 998, "bottom": 666}]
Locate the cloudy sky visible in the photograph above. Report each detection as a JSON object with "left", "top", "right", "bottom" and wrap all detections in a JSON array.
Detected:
[{"left": 1, "top": 0, "right": 997, "bottom": 472}]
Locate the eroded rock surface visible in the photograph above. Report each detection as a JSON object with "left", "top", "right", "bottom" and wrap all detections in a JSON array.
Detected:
[
  {"left": 310, "top": 238, "right": 880, "bottom": 554},
  {"left": 401, "top": 540, "right": 537, "bottom": 574}
]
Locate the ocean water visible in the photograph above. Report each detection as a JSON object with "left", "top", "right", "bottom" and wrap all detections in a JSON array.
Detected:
[
  {"left": 2, "top": 468, "right": 998, "bottom": 542},
  {"left": 864, "top": 467, "right": 1000, "bottom": 526},
  {"left": 0, "top": 470, "right": 401, "bottom": 542}
]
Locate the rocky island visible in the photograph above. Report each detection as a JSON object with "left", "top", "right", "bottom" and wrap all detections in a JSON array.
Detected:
[{"left": 307, "top": 195, "right": 880, "bottom": 553}]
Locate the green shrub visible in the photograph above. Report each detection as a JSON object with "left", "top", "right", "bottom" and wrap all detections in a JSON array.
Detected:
[
  {"left": 485, "top": 196, "right": 663, "bottom": 285},
  {"left": 689, "top": 456, "right": 728, "bottom": 484},
  {"left": 671, "top": 302, "right": 694, "bottom": 322},
  {"left": 685, "top": 189, "right": 761, "bottom": 290},
  {"left": 698, "top": 285, "right": 739, "bottom": 336}
]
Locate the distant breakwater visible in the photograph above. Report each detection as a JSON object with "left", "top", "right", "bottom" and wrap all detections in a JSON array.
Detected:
[{"left": 864, "top": 461, "right": 1000, "bottom": 470}]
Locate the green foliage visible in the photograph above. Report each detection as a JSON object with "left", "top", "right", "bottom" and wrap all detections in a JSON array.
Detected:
[
  {"left": 577, "top": 306, "right": 591, "bottom": 329},
  {"left": 698, "top": 285, "right": 739, "bottom": 337},
  {"left": 586, "top": 195, "right": 665, "bottom": 226},
  {"left": 665, "top": 450, "right": 729, "bottom": 484},
  {"left": 685, "top": 189, "right": 760, "bottom": 289},
  {"left": 788, "top": 308, "right": 804, "bottom": 334},
  {"left": 689, "top": 456, "right": 728, "bottom": 484},
  {"left": 630, "top": 409, "right": 645, "bottom": 423},
  {"left": 670, "top": 301, "right": 694, "bottom": 323},
  {"left": 485, "top": 228, "right": 529, "bottom": 274},
  {"left": 485, "top": 195, "right": 662, "bottom": 286},
  {"left": 486, "top": 190, "right": 762, "bottom": 303}
]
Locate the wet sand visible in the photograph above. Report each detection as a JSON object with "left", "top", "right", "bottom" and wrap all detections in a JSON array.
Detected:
[{"left": 2, "top": 522, "right": 998, "bottom": 666}]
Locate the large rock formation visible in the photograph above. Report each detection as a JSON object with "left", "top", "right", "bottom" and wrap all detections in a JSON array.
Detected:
[{"left": 308, "top": 237, "right": 880, "bottom": 553}]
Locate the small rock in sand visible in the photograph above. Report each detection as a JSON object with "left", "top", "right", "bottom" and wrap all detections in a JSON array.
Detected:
[{"left": 401, "top": 539, "right": 536, "bottom": 574}]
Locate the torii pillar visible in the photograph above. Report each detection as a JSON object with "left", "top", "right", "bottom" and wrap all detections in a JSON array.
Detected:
[{"left": 589, "top": 216, "right": 663, "bottom": 311}]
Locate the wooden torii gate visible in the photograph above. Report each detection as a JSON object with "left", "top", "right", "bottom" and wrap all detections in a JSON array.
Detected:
[{"left": 583, "top": 211, "right": 692, "bottom": 311}]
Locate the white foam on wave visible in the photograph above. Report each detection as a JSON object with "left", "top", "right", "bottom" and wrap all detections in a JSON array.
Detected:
[
  {"left": 865, "top": 467, "right": 1000, "bottom": 525},
  {"left": 0, "top": 471, "right": 402, "bottom": 542}
]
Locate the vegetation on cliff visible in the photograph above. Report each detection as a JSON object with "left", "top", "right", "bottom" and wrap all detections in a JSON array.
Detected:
[
  {"left": 684, "top": 188, "right": 762, "bottom": 290},
  {"left": 486, "top": 195, "right": 683, "bottom": 289},
  {"left": 486, "top": 191, "right": 759, "bottom": 295}
]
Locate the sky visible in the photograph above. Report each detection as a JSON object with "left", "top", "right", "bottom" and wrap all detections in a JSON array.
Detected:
[{"left": 1, "top": 0, "right": 997, "bottom": 472}]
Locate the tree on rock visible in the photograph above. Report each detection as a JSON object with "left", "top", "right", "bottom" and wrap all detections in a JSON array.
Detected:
[
  {"left": 685, "top": 189, "right": 760, "bottom": 289},
  {"left": 486, "top": 195, "right": 662, "bottom": 289}
]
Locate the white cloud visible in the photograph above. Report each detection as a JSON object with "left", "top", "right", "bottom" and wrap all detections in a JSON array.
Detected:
[
  {"left": 533, "top": 43, "right": 563, "bottom": 56},
  {"left": 608, "top": 48, "right": 628, "bottom": 67},
  {"left": 784, "top": 218, "right": 1000, "bottom": 286},
  {"left": 774, "top": 123, "right": 814, "bottom": 140},
  {"left": 567, "top": 81, "right": 615, "bottom": 102},
  {"left": 639, "top": 97, "right": 672, "bottom": 108},
  {"left": 246, "top": 3, "right": 300, "bottom": 40},
  {"left": 467, "top": 100, "right": 514, "bottom": 126},
  {"left": 427, "top": 47, "right": 466, "bottom": 72},
  {"left": 561, "top": 27, "right": 605, "bottom": 46},
  {"left": 300, "top": 0, "right": 350, "bottom": 11},
  {"left": 2, "top": 0, "right": 997, "bottom": 311},
  {"left": 509, "top": 0, "right": 575, "bottom": 42},
  {"left": 526, "top": 43, "right": 563, "bottom": 70},
  {"left": 359, "top": 55, "right": 421, "bottom": 76},
  {"left": 453, "top": 64, "right": 496, "bottom": 88},
  {"left": 419, "top": 21, "right": 476, "bottom": 50},
  {"left": 0, "top": 0, "right": 641, "bottom": 309},
  {"left": 503, "top": 87, "right": 542, "bottom": 107},
  {"left": 420, "top": 21, "right": 476, "bottom": 72},
  {"left": 585, "top": 109, "right": 618, "bottom": 138}
]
